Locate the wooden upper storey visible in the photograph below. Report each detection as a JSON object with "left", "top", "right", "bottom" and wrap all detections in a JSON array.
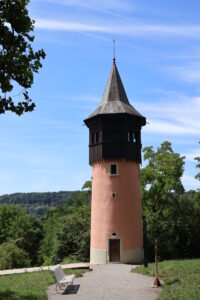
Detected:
[{"left": 84, "top": 60, "right": 146, "bottom": 165}]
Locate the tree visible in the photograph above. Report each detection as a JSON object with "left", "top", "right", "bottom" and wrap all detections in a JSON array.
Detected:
[
  {"left": 141, "top": 141, "right": 185, "bottom": 216},
  {"left": 82, "top": 181, "right": 91, "bottom": 191},
  {"left": 0, "top": 0, "right": 45, "bottom": 115},
  {"left": 39, "top": 191, "right": 91, "bottom": 264},
  {"left": 0, "top": 240, "right": 30, "bottom": 269},
  {"left": 141, "top": 141, "right": 187, "bottom": 261},
  {"left": 50, "top": 207, "right": 90, "bottom": 264},
  {"left": 0, "top": 205, "right": 43, "bottom": 266}
]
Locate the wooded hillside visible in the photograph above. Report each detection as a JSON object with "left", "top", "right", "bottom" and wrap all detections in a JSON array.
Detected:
[{"left": 0, "top": 191, "right": 77, "bottom": 217}]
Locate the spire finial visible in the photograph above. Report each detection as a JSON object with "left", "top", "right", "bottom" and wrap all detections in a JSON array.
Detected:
[{"left": 113, "top": 38, "right": 116, "bottom": 63}]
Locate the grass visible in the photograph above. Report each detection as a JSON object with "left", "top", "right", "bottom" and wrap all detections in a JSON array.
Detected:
[
  {"left": 0, "top": 268, "right": 86, "bottom": 300},
  {"left": 61, "top": 256, "right": 83, "bottom": 264},
  {"left": 132, "top": 259, "right": 200, "bottom": 300}
]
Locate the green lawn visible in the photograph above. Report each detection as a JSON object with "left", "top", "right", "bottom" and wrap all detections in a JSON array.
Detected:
[
  {"left": 0, "top": 269, "right": 86, "bottom": 300},
  {"left": 133, "top": 259, "right": 200, "bottom": 300}
]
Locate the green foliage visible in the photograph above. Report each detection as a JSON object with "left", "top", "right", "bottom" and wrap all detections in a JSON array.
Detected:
[
  {"left": 0, "top": 187, "right": 91, "bottom": 268},
  {"left": 141, "top": 141, "right": 185, "bottom": 215},
  {"left": 51, "top": 207, "right": 90, "bottom": 263},
  {"left": 141, "top": 141, "right": 200, "bottom": 261},
  {"left": 0, "top": 240, "right": 30, "bottom": 269},
  {"left": 82, "top": 180, "right": 91, "bottom": 191},
  {"left": 0, "top": 0, "right": 45, "bottom": 115},
  {"left": 0, "top": 191, "right": 73, "bottom": 217},
  {"left": 145, "top": 192, "right": 200, "bottom": 260},
  {"left": 133, "top": 259, "right": 200, "bottom": 300},
  {"left": 0, "top": 205, "right": 43, "bottom": 267},
  {"left": 61, "top": 255, "right": 82, "bottom": 264},
  {"left": 39, "top": 191, "right": 91, "bottom": 264}
]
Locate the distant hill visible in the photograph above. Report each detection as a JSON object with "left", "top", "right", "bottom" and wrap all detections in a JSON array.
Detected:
[{"left": 0, "top": 191, "right": 79, "bottom": 217}]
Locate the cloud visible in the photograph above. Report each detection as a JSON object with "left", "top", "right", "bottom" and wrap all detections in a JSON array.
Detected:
[
  {"left": 39, "top": 0, "right": 132, "bottom": 12},
  {"left": 172, "top": 65, "right": 200, "bottom": 84},
  {"left": 134, "top": 94, "right": 200, "bottom": 137},
  {"left": 181, "top": 175, "right": 199, "bottom": 190},
  {"left": 35, "top": 19, "right": 109, "bottom": 33},
  {"left": 35, "top": 18, "right": 200, "bottom": 39},
  {"left": 144, "top": 120, "right": 200, "bottom": 136},
  {"left": 182, "top": 149, "right": 200, "bottom": 162}
]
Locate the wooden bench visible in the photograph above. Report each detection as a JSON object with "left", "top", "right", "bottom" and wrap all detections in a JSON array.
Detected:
[{"left": 52, "top": 265, "right": 75, "bottom": 293}]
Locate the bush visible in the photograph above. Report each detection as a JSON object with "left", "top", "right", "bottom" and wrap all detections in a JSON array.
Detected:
[
  {"left": 39, "top": 192, "right": 91, "bottom": 264},
  {"left": 0, "top": 205, "right": 43, "bottom": 266},
  {"left": 0, "top": 241, "right": 30, "bottom": 269}
]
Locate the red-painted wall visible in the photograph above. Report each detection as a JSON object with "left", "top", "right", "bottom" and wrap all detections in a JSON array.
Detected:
[{"left": 91, "top": 161, "right": 143, "bottom": 250}]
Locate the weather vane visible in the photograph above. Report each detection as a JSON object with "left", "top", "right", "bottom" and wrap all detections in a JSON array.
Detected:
[{"left": 113, "top": 38, "right": 116, "bottom": 63}]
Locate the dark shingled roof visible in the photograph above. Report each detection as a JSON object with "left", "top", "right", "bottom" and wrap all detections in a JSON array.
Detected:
[{"left": 86, "top": 60, "right": 145, "bottom": 119}]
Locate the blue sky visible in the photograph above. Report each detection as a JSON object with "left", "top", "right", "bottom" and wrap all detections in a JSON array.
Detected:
[{"left": 0, "top": 0, "right": 200, "bottom": 195}]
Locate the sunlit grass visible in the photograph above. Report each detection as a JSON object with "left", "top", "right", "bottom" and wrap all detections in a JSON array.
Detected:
[
  {"left": 0, "top": 268, "right": 86, "bottom": 300},
  {"left": 133, "top": 259, "right": 200, "bottom": 300}
]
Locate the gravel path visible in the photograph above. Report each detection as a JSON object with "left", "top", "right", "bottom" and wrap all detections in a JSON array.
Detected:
[{"left": 47, "top": 264, "right": 161, "bottom": 300}]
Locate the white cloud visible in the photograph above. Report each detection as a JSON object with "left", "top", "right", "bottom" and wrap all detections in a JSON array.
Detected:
[
  {"left": 182, "top": 149, "right": 200, "bottom": 162},
  {"left": 35, "top": 0, "right": 132, "bottom": 11},
  {"left": 134, "top": 94, "right": 200, "bottom": 137},
  {"left": 35, "top": 18, "right": 200, "bottom": 39},
  {"left": 171, "top": 65, "right": 200, "bottom": 84},
  {"left": 181, "top": 175, "right": 199, "bottom": 190},
  {"left": 144, "top": 120, "right": 200, "bottom": 136},
  {"left": 35, "top": 19, "right": 109, "bottom": 33}
]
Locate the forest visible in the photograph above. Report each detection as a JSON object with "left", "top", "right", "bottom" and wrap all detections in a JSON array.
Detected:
[
  {"left": 0, "top": 191, "right": 76, "bottom": 217},
  {"left": 0, "top": 141, "right": 199, "bottom": 270}
]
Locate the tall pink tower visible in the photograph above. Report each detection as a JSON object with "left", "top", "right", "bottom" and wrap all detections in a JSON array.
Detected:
[{"left": 84, "top": 58, "right": 146, "bottom": 264}]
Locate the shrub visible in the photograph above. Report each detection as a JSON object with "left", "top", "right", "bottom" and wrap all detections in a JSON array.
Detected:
[{"left": 0, "top": 241, "right": 30, "bottom": 269}]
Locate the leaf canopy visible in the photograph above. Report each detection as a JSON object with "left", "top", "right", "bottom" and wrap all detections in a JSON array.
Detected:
[{"left": 0, "top": 0, "right": 45, "bottom": 115}]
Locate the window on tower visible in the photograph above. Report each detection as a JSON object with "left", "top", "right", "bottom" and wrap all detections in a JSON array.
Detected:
[
  {"left": 132, "top": 132, "right": 136, "bottom": 143},
  {"left": 114, "top": 130, "right": 120, "bottom": 141},
  {"left": 128, "top": 131, "right": 137, "bottom": 143},
  {"left": 110, "top": 163, "right": 118, "bottom": 176},
  {"left": 128, "top": 131, "right": 131, "bottom": 142},
  {"left": 95, "top": 132, "right": 99, "bottom": 143},
  {"left": 91, "top": 133, "right": 95, "bottom": 144}
]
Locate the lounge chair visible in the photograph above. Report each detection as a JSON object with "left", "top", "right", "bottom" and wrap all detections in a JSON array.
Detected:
[{"left": 52, "top": 265, "right": 75, "bottom": 293}]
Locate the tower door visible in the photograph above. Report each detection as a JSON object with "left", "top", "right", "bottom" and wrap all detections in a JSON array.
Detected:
[{"left": 109, "top": 239, "right": 120, "bottom": 262}]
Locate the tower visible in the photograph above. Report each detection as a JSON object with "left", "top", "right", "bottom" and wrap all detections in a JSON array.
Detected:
[{"left": 84, "top": 58, "right": 146, "bottom": 264}]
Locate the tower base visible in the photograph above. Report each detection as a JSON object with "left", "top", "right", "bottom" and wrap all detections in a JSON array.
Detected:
[{"left": 90, "top": 247, "right": 144, "bottom": 265}]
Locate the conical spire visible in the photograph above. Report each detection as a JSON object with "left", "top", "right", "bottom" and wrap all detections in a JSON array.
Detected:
[{"left": 86, "top": 60, "right": 145, "bottom": 119}]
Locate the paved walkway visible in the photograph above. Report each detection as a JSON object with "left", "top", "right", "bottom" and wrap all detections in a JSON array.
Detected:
[
  {"left": 0, "top": 263, "right": 90, "bottom": 276},
  {"left": 48, "top": 264, "right": 161, "bottom": 300}
]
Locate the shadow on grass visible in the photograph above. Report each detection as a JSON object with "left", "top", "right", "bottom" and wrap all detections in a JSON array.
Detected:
[
  {"left": 0, "top": 290, "right": 45, "bottom": 300},
  {"left": 165, "top": 278, "right": 181, "bottom": 286}
]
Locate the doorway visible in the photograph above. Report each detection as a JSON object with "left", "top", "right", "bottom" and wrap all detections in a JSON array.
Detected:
[{"left": 109, "top": 239, "right": 120, "bottom": 262}]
